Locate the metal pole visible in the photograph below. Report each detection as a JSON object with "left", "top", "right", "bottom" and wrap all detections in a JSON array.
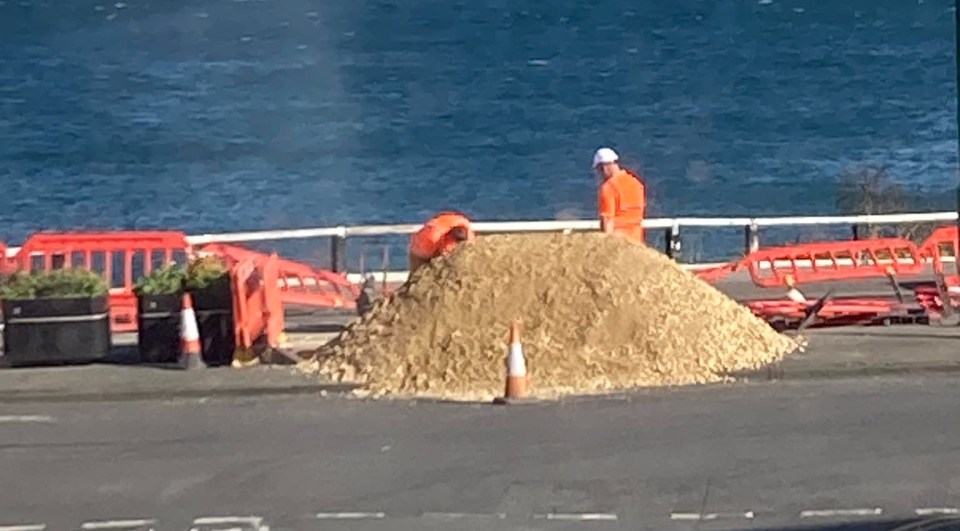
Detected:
[
  {"left": 330, "top": 235, "right": 347, "bottom": 273},
  {"left": 744, "top": 221, "right": 759, "bottom": 255},
  {"left": 664, "top": 224, "right": 681, "bottom": 259}
]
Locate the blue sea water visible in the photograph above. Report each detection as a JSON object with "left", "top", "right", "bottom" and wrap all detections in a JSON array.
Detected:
[{"left": 0, "top": 0, "right": 957, "bottom": 262}]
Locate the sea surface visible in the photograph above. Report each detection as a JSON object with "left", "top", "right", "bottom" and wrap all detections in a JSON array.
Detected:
[{"left": 1, "top": 0, "right": 958, "bottom": 263}]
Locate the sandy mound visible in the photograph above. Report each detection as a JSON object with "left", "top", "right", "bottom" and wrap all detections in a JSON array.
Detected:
[{"left": 310, "top": 233, "right": 797, "bottom": 401}]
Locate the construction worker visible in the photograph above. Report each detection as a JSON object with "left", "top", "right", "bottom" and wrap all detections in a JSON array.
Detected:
[
  {"left": 594, "top": 147, "right": 647, "bottom": 242},
  {"left": 408, "top": 212, "right": 475, "bottom": 274}
]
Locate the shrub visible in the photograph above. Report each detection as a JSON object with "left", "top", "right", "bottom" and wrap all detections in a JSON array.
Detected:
[
  {"left": 134, "top": 264, "right": 187, "bottom": 296},
  {"left": 0, "top": 269, "right": 109, "bottom": 300},
  {"left": 185, "top": 256, "right": 229, "bottom": 291},
  {"left": 835, "top": 165, "right": 936, "bottom": 243}
]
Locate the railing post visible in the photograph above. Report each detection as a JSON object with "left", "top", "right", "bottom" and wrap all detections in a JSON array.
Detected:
[
  {"left": 330, "top": 234, "right": 347, "bottom": 273},
  {"left": 381, "top": 245, "right": 390, "bottom": 293},
  {"left": 664, "top": 223, "right": 681, "bottom": 259},
  {"left": 744, "top": 220, "right": 759, "bottom": 254}
]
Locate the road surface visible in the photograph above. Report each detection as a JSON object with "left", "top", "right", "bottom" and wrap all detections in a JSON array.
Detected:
[{"left": 2, "top": 375, "right": 960, "bottom": 530}]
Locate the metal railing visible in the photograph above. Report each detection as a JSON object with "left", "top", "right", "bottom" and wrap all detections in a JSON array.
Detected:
[
  {"left": 6, "top": 211, "right": 957, "bottom": 271},
  {"left": 185, "top": 211, "right": 957, "bottom": 272}
]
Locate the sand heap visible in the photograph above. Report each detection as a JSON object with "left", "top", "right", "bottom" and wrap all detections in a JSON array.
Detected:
[{"left": 310, "top": 233, "right": 797, "bottom": 401}]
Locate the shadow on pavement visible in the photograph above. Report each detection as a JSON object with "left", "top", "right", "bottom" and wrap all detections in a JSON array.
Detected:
[{"left": 98, "top": 344, "right": 185, "bottom": 370}]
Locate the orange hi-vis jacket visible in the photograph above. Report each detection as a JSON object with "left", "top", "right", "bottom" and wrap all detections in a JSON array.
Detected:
[
  {"left": 408, "top": 212, "right": 475, "bottom": 260},
  {"left": 598, "top": 169, "right": 646, "bottom": 242}
]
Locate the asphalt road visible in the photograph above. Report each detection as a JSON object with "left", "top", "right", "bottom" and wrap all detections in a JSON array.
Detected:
[{"left": 2, "top": 375, "right": 960, "bottom": 531}]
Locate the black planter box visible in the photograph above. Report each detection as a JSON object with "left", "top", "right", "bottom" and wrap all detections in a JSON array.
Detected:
[
  {"left": 188, "top": 277, "right": 235, "bottom": 367},
  {"left": 136, "top": 293, "right": 182, "bottom": 364},
  {"left": 1, "top": 296, "right": 111, "bottom": 367}
]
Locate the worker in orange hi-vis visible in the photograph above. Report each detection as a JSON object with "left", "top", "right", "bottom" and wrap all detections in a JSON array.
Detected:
[
  {"left": 408, "top": 212, "right": 475, "bottom": 274},
  {"left": 594, "top": 147, "right": 647, "bottom": 243}
]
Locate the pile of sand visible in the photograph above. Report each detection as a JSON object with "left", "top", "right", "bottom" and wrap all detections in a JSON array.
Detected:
[{"left": 308, "top": 233, "right": 797, "bottom": 401}]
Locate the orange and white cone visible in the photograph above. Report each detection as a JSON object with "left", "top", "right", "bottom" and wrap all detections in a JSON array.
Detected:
[
  {"left": 495, "top": 321, "right": 528, "bottom": 404},
  {"left": 178, "top": 293, "right": 206, "bottom": 370},
  {"left": 784, "top": 274, "right": 806, "bottom": 303}
]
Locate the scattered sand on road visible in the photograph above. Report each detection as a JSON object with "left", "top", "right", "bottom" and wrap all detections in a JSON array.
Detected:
[{"left": 306, "top": 233, "right": 797, "bottom": 401}]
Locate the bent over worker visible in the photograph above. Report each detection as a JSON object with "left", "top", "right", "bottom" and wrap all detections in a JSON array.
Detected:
[
  {"left": 408, "top": 212, "right": 475, "bottom": 274},
  {"left": 594, "top": 147, "right": 646, "bottom": 242}
]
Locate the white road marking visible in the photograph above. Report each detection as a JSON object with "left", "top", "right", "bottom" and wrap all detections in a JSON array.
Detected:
[
  {"left": 81, "top": 520, "right": 156, "bottom": 529},
  {"left": 192, "top": 517, "right": 263, "bottom": 525},
  {"left": 314, "top": 512, "right": 385, "bottom": 520},
  {"left": 0, "top": 415, "right": 54, "bottom": 423},
  {"left": 916, "top": 507, "right": 960, "bottom": 516},
  {"left": 0, "top": 525, "right": 46, "bottom": 531},
  {"left": 800, "top": 508, "right": 883, "bottom": 518},
  {"left": 190, "top": 516, "right": 266, "bottom": 531},
  {"left": 422, "top": 512, "right": 506, "bottom": 520},
  {"left": 536, "top": 513, "right": 619, "bottom": 521},
  {"left": 670, "top": 511, "right": 755, "bottom": 521}
]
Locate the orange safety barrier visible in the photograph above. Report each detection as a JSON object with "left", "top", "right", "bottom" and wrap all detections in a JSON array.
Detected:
[
  {"left": 744, "top": 298, "right": 907, "bottom": 327},
  {"left": 692, "top": 260, "right": 742, "bottom": 283},
  {"left": 230, "top": 253, "right": 285, "bottom": 353},
  {"left": 744, "top": 238, "right": 924, "bottom": 288},
  {"left": 914, "top": 279, "right": 960, "bottom": 317},
  {"left": 10, "top": 231, "right": 191, "bottom": 332},
  {"left": 920, "top": 225, "right": 960, "bottom": 275},
  {"left": 0, "top": 241, "right": 9, "bottom": 273},
  {"left": 202, "top": 243, "right": 358, "bottom": 309}
]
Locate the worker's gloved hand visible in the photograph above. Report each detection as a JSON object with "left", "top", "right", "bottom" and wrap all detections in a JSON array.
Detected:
[{"left": 356, "top": 275, "right": 379, "bottom": 317}]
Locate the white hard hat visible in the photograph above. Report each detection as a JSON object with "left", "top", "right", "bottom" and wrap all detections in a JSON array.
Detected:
[{"left": 593, "top": 147, "right": 619, "bottom": 167}]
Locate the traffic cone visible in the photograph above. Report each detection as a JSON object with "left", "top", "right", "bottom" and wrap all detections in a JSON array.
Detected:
[
  {"left": 494, "top": 320, "right": 528, "bottom": 404},
  {"left": 178, "top": 293, "right": 206, "bottom": 370},
  {"left": 784, "top": 274, "right": 806, "bottom": 303}
]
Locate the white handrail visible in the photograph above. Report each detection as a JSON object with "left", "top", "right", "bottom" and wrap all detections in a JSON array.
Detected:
[
  {"left": 183, "top": 211, "right": 958, "bottom": 244},
  {"left": 4, "top": 211, "right": 957, "bottom": 259}
]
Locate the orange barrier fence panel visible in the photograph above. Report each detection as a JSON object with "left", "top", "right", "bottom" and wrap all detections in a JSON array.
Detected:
[
  {"left": 692, "top": 260, "right": 742, "bottom": 283},
  {"left": 744, "top": 298, "right": 904, "bottom": 328},
  {"left": 230, "top": 253, "right": 285, "bottom": 352},
  {"left": 262, "top": 254, "right": 285, "bottom": 348},
  {"left": 10, "top": 231, "right": 191, "bottom": 332},
  {"left": 0, "top": 241, "right": 9, "bottom": 273},
  {"left": 231, "top": 257, "right": 266, "bottom": 351},
  {"left": 202, "top": 242, "right": 358, "bottom": 309},
  {"left": 744, "top": 238, "right": 924, "bottom": 288},
  {"left": 919, "top": 225, "right": 958, "bottom": 275}
]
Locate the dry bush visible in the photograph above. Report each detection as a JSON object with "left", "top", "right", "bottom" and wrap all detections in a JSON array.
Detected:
[{"left": 835, "top": 165, "right": 936, "bottom": 243}]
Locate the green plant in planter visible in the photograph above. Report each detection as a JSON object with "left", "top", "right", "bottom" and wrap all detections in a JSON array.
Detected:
[
  {"left": 0, "top": 269, "right": 109, "bottom": 300},
  {"left": 134, "top": 264, "right": 187, "bottom": 296},
  {"left": 185, "top": 256, "right": 229, "bottom": 291}
]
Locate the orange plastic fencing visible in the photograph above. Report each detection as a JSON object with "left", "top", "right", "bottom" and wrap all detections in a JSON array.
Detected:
[
  {"left": 0, "top": 241, "right": 9, "bottom": 273},
  {"left": 744, "top": 238, "right": 924, "bottom": 288},
  {"left": 919, "top": 225, "right": 959, "bottom": 275},
  {"left": 692, "top": 260, "right": 741, "bottom": 283},
  {"left": 202, "top": 243, "right": 358, "bottom": 309},
  {"left": 10, "top": 231, "right": 191, "bottom": 332},
  {"left": 744, "top": 298, "right": 904, "bottom": 327},
  {"left": 230, "top": 253, "right": 285, "bottom": 352}
]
